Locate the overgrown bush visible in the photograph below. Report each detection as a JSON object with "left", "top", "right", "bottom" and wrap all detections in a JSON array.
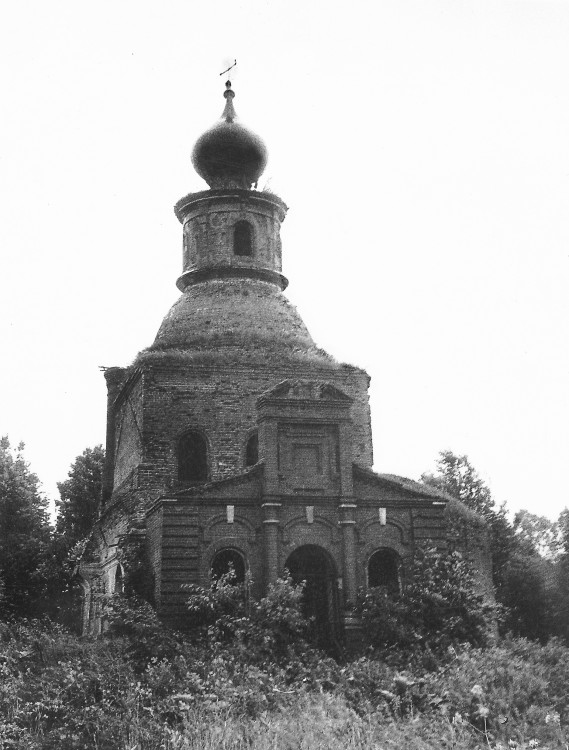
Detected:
[
  {"left": 1, "top": 615, "right": 568, "bottom": 749},
  {"left": 359, "top": 547, "right": 494, "bottom": 663},
  {"left": 2, "top": 617, "right": 569, "bottom": 749},
  {"left": 103, "top": 594, "right": 185, "bottom": 671},
  {"left": 1, "top": 558, "right": 565, "bottom": 748},
  {"left": 185, "top": 571, "right": 314, "bottom": 665}
]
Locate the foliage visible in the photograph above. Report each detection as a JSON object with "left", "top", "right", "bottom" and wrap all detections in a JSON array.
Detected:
[
  {"left": 423, "top": 450, "right": 569, "bottom": 648},
  {"left": 500, "top": 553, "right": 558, "bottom": 641},
  {"left": 115, "top": 530, "right": 155, "bottom": 604},
  {"left": 185, "top": 571, "right": 312, "bottom": 664},
  {"left": 553, "top": 508, "right": 569, "bottom": 641},
  {"left": 424, "top": 636, "right": 569, "bottom": 747},
  {"left": 103, "top": 594, "right": 184, "bottom": 671},
  {"left": 55, "top": 446, "right": 104, "bottom": 550},
  {"left": 184, "top": 568, "right": 248, "bottom": 636},
  {"left": 132, "top": 339, "right": 337, "bottom": 370},
  {"left": 421, "top": 450, "right": 495, "bottom": 519},
  {"left": 359, "top": 547, "right": 493, "bottom": 663},
  {"left": 512, "top": 509, "right": 560, "bottom": 559},
  {"left": 0, "top": 437, "right": 52, "bottom": 618},
  {"left": 38, "top": 446, "right": 105, "bottom": 630},
  {"left": 1, "top": 617, "right": 568, "bottom": 749},
  {"left": 422, "top": 451, "right": 517, "bottom": 596}
]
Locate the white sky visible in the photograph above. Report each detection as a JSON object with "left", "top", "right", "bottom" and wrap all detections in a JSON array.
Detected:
[{"left": 0, "top": 1, "right": 567, "bottom": 521}]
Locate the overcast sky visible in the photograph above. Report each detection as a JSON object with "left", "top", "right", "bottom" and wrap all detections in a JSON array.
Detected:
[{"left": 1, "top": 0, "right": 567, "bottom": 521}]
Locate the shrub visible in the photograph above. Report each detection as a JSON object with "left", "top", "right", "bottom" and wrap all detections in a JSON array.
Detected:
[
  {"left": 423, "top": 637, "right": 569, "bottom": 747},
  {"left": 359, "top": 547, "right": 494, "bottom": 662},
  {"left": 185, "top": 571, "right": 314, "bottom": 665},
  {"left": 1, "top": 617, "right": 568, "bottom": 749},
  {"left": 103, "top": 594, "right": 184, "bottom": 670}
]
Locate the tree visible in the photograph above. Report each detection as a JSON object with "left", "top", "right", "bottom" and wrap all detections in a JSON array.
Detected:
[
  {"left": 512, "top": 509, "right": 560, "bottom": 559},
  {"left": 55, "top": 445, "right": 104, "bottom": 549},
  {"left": 421, "top": 450, "right": 516, "bottom": 595},
  {"left": 0, "top": 436, "right": 52, "bottom": 617},
  {"left": 422, "top": 452, "right": 569, "bottom": 644},
  {"left": 421, "top": 450, "right": 495, "bottom": 519},
  {"left": 551, "top": 508, "right": 569, "bottom": 640},
  {"left": 500, "top": 552, "right": 557, "bottom": 641},
  {"left": 48, "top": 446, "right": 104, "bottom": 629}
]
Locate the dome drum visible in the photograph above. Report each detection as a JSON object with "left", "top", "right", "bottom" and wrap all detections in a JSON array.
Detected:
[{"left": 176, "top": 189, "right": 288, "bottom": 290}]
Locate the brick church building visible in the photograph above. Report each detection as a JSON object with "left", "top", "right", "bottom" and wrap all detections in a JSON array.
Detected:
[{"left": 79, "top": 81, "right": 490, "bottom": 648}]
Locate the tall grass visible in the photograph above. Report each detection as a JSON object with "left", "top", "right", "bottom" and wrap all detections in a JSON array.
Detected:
[{"left": 0, "top": 618, "right": 567, "bottom": 749}]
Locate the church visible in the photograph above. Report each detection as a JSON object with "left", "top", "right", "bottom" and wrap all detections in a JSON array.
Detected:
[{"left": 79, "top": 81, "right": 490, "bottom": 649}]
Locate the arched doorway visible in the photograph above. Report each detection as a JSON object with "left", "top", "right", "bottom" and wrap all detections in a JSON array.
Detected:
[
  {"left": 285, "top": 545, "right": 342, "bottom": 653},
  {"left": 211, "top": 548, "right": 246, "bottom": 584}
]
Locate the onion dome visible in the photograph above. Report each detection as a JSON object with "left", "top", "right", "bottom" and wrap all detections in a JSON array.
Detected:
[{"left": 191, "top": 81, "right": 268, "bottom": 189}]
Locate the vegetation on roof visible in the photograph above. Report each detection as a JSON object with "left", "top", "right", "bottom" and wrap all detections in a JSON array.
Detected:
[
  {"left": 132, "top": 340, "right": 338, "bottom": 370},
  {"left": 445, "top": 496, "right": 487, "bottom": 528}
]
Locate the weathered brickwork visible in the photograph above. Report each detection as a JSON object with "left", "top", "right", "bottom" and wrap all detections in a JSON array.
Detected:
[
  {"left": 176, "top": 190, "right": 286, "bottom": 280},
  {"left": 79, "top": 83, "right": 494, "bottom": 644}
]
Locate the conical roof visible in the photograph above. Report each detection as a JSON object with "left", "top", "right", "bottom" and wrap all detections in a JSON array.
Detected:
[{"left": 151, "top": 277, "right": 322, "bottom": 357}]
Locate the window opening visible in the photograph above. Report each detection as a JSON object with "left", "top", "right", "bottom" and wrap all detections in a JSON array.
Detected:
[
  {"left": 245, "top": 432, "right": 259, "bottom": 467},
  {"left": 368, "top": 549, "right": 401, "bottom": 595},
  {"left": 178, "top": 431, "right": 208, "bottom": 482},
  {"left": 114, "top": 565, "right": 124, "bottom": 595},
  {"left": 233, "top": 221, "right": 253, "bottom": 256},
  {"left": 211, "top": 549, "right": 246, "bottom": 584}
]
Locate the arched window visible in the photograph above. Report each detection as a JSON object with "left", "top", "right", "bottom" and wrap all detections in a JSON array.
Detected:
[
  {"left": 245, "top": 432, "right": 259, "bottom": 467},
  {"left": 368, "top": 549, "right": 401, "bottom": 595},
  {"left": 178, "top": 431, "right": 208, "bottom": 482},
  {"left": 211, "top": 549, "right": 246, "bottom": 584},
  {"left": 233, "top": 221, "right": 253, "bottom": 257}
]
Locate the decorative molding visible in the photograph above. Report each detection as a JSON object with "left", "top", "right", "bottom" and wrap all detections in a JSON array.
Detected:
[
  {"left": 281, "top": 514, "right": 340, "bottom": 547},
  {"left": 358, "top": 517, "right": 409, "bottom": 546},
  {"left": 202, "top": 513, "right": 257, "bottom": 543}
]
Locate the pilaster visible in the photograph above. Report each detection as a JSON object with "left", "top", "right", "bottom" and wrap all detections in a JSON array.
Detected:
[
  {"left": 262, "top": 500, "right": 281, "bottom": 588},
  {"left": 338, "top": 500, "right": 362, "bottom": 651}
]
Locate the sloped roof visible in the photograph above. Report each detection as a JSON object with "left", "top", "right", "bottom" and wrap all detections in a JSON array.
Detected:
[
  {"left": 353, "top": 465, "right": 453, "bottom": 502},
  {"left": 168, "top": 461, "right": 264, "bottom": 498}
]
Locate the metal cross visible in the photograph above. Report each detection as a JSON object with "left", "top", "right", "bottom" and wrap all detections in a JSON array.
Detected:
[{"left": 219, "top": 59, "right": 237, "bottom": 78}]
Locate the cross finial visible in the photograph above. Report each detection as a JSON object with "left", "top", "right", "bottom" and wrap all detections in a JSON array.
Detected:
[{"left": 219, "top": 59, "right": 237, "bottom": 80}]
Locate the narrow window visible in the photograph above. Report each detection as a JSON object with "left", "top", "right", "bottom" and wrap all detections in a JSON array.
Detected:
[
  {"left": 178, "top": 431, "right": 208, "bottom": 482},
  {"left": 245, "top": 432, "right": 259, "bottom": 467},
  {"left": 211, "top": 549, "right": 246, "bottom": 584},
  {"left": 368, "top": 549, "right": 401, "bottom": 595},
  {"left": 234, "top": 221, "right": 253, "bottom": 256},
  {"left": 114, "top": 565, "right": 124, "bottom": 595}
]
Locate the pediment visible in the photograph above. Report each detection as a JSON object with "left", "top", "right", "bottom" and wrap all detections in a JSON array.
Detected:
[{"left": 260, "top": 379, "right": 352, "bottom": 403}]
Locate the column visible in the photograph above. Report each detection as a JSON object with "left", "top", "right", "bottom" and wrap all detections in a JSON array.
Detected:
[
  {"left": 262, "top": 501, "right": 281, "bottom": 589},
  {"left": 338, "top": 502, "right": 357, "bottom": 606},
  {"left": 338, "top": 501, "right": 362, "bottom": 652}
]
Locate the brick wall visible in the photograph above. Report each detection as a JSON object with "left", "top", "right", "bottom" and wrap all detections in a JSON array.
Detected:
[{"left": 118, "top": 359, "right": 373, "bottom": 503}]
